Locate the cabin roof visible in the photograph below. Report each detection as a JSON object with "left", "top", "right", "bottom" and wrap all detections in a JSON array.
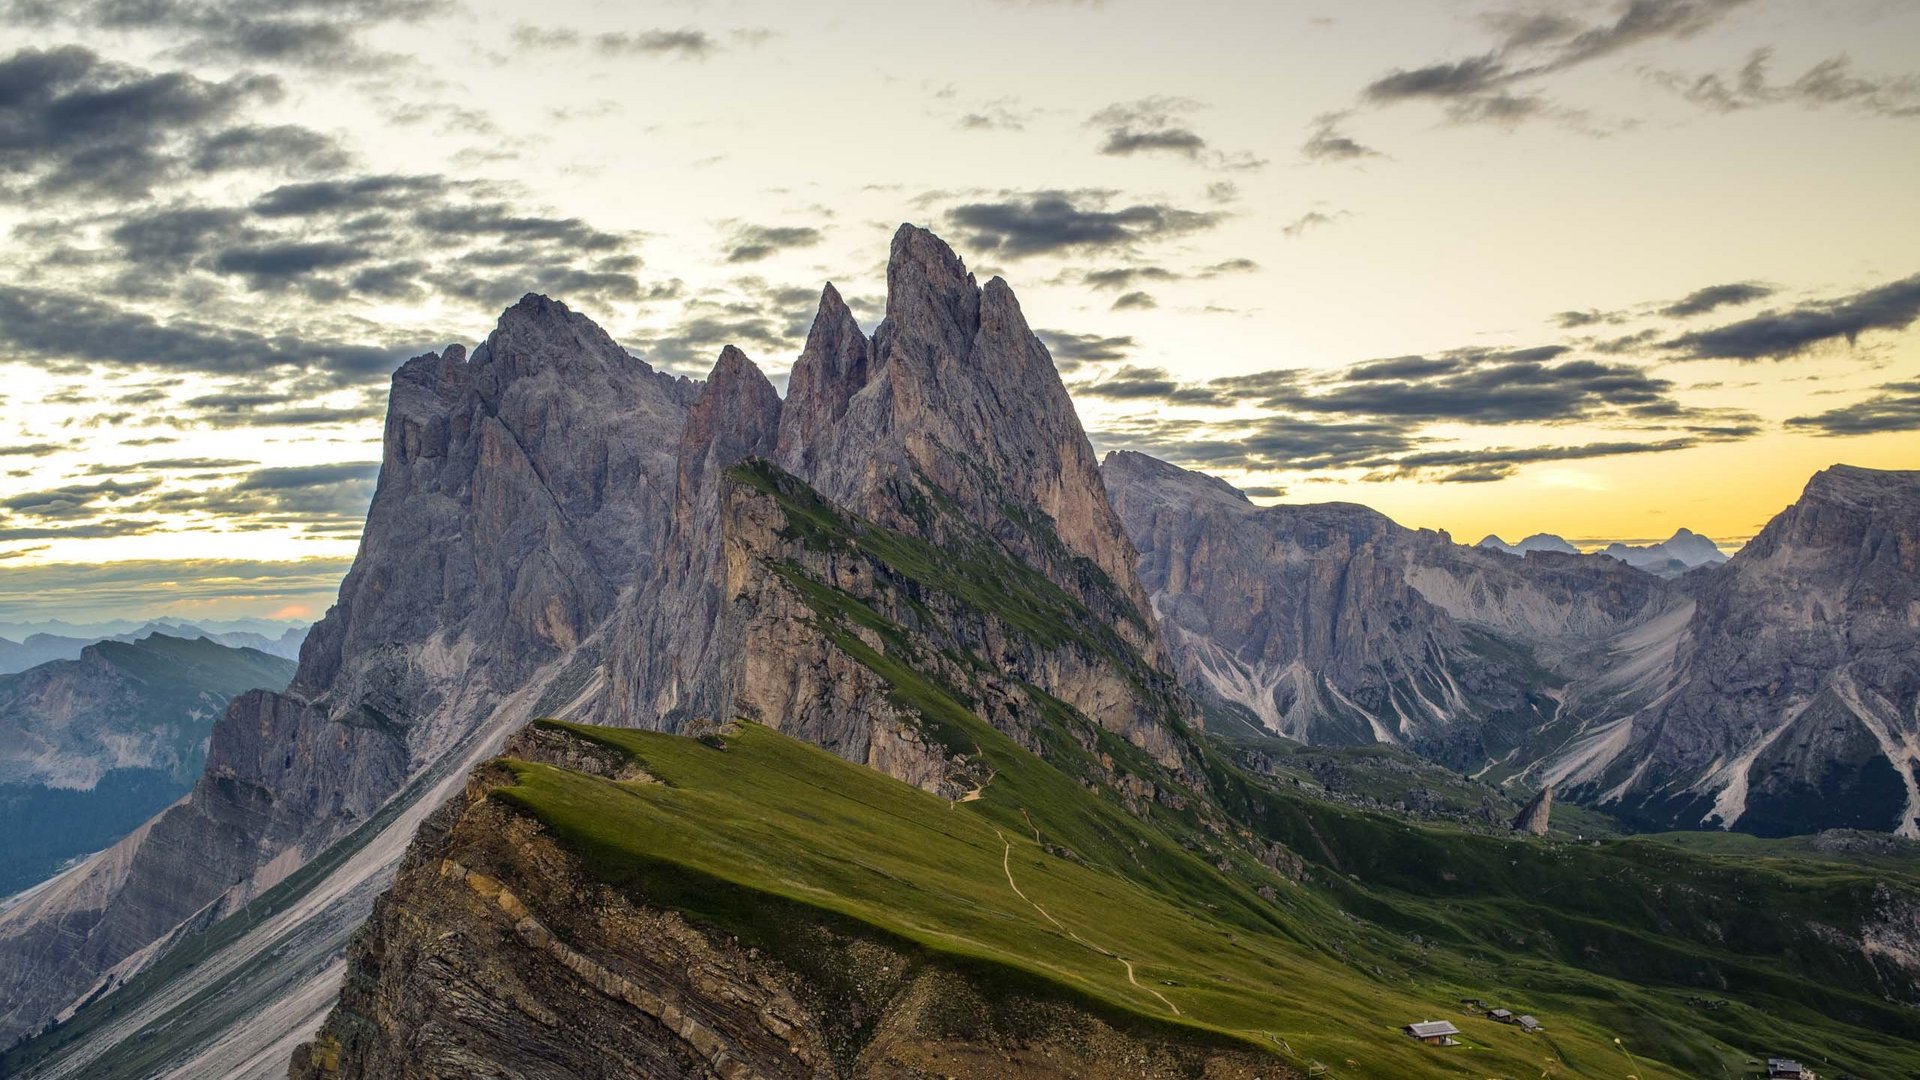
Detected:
[{"left": 1405, "top": 1020, "right": 1461, "bottom": 1038}]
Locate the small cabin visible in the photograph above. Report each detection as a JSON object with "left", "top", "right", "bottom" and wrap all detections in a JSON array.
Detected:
[
  {"left": 1488, "top": 1008, "right": 1514, "bottom": 1021},
  {"left": 1767, "top": 1059, "right": 1813, "bottom": 1079},
  {"left": 1404, "top": 1020, "right": 1462, "bottom": 1046},
  {"left": 1516, "top": 1015, "right": 1542, "bottom": 1033}
]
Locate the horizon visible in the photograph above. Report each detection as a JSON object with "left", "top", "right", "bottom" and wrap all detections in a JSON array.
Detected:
[{"left": 0, "top": 0, "right": 1915, "bottom": 622}]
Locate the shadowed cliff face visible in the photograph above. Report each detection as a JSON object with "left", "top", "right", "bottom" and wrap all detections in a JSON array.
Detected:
[
  {"left": 0, "top": 226, "right": 1182, "bottom": 1057},
  {"left": 1596, "top": 465, "right": 1920, "bottom": 837}
]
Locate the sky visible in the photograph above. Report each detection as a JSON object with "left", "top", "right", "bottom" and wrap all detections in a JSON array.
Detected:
[{"left": 0, "top": 0, "right": 1916, "bottom": 624}]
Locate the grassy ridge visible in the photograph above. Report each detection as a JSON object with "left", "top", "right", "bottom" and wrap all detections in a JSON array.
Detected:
[{"left": 499, "top": 720, "right": 1705, "bottom": 1079}]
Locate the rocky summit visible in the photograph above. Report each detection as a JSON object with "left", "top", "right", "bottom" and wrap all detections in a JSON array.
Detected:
[{"left": 4, "top": 229, "right": 1919, "bottom": 1080}]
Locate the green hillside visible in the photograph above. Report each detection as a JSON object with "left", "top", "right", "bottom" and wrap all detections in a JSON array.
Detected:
[{"left": 496, "top": 717, "right": 1920, "bottom": 1080}]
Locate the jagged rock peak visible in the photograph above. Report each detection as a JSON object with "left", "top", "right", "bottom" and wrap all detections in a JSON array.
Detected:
[
  {"left": 685, "top": 346, "right": 781, "bottom": 450},
  {"left": 871, "top": 223, "right": 984, "bottom": 372},
  {"left": 776, "top": 283, "right": 871, "bottom": 474},
  {"left": 469, "top": 291, "right": 667, "bottom": 392},
  {"left": 706, "top": 343, "right": 765, "bottom": 385}
]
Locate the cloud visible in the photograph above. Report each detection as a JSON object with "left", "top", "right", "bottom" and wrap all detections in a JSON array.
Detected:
[
  {"left": 0, "top": 556, "right": 354, "bottom": 622},
  {"left": 1662, "top": 273, "right": 1920, "bottom": 360},
  {"left": 944, "top": 190, "right": 1223, "bottom": 257},
  {"left": 1076, "top": 267, "right": 1179, "bottom": 291},
  {"left": 1110, "top": 290, "right": 1157, "bottom": 311},
  {"left": 1282, "top": 210, "right": 1346, "bottom": 238},
  {"left": 1302, "top": 113, "right": 1380, "bottom": 162},
  {"left": 68, "top": 173, "right": 650, "bottom": 314},
  {"left": 954, "top": 99, "right": 1034, "bottom": 131},
  {"left": 1553, "top": 308, "right": 1624, "bottom": 329},
  {"left": 1075, "top": 329, "right": 1763, "bottom": 484},
  {"left": 1035, "top": 330, "right": 1134, "bottom": 366},
  {"left": 723, "top": 224, "right": 824, "bottom": 264},
  {"left": 1653, "top": 47, "right": 1920, "bottom": 119},
  {"left": 1659, "top": 281, "right": 1774, "bottom": 318},
  {"left": 1365, "top": 53, "right": 1508, "bottom": 104},
  {"left": 0, "top": 443, "right": 69, "bottom": 458},
  {"left": 1092, "top": 97, "right": 1209, "bottom": 158},
  {"left": 3, "top": 478, "right": 159, "bottom": 518},
  {"left": 1220, "top": 350, "right": 1679, "bottom": 425},
  {"left": 0, "top": 519, "right": 160, "bottom": 540},
  {"left": 1098, "top": 414, "right": 1415, "bottom": 473},
  {"left": 84, "top": 457, "right": 256, "bottom": 474},
  {"left": 1086, "top": 97, "right": 1263, "bottom": 169},
  {"left": 1354, "top": 0, "right": 1756, "bottom": 131},
  {"left": 190, "top": 124, "right": 351, "bottom": 173},
  {"left": 0, "top": 284, "right": 415, "bottom": 378},
  {"left": 0, "top": 0, "right": 449, "bottom": 69},
  {"left": 1786, "top": 378, "right": 1920, "bottom": 436},
  {"left": 1361, "top": 438, "right": 1702, "bottom": 483},
  {"left": 596, "top": 29, "right": 719, "bottom": 59},
  {"left": 0, "top": 46, "right": 296, "bottom": 199},
  {"left": 1199, "top": 258, "right": 1259, "bottom": 276},
  {"left": 1073, "top": 366, "right": 1220, "bottom": 405},
  {"left": 511, "top": 24, "right": 726, "bottom": 60}
]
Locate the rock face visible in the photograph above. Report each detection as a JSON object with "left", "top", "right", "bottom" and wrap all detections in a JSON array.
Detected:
[
  {"left": 1107, "top": 453, "right": 1920, "bottom": 839},
  {"left": 0, "top": 293, "right": 702, "bottom": 1050},
  {"left": 1511, "top": 786, "right": 1552, "bottom": 835},
  {"left": 0, "top": 635, "right": 295, "bottom": 897},
  {"left": 1103, "top": 451, "right": 1675, "bottom": 769},
  {"left": 1558, "top": 466, "right": 1920, "bottom": 837},
  {"left": 0, "top": 226, "right": 1185, "bottom": 1065}
]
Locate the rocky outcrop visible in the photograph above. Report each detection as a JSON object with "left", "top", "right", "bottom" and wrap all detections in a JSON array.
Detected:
[
  {"left": 779, "top": 228, "right": 1158, "bottom": 662},
  {"left": 1511, "top": 786, "right": 1552, "bottom": 835},
  {"left": 289, "top": 728, "right": 1280, "bottom": 1080}
]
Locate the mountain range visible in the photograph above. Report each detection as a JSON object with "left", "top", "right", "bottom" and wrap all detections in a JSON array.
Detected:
[
  {"left": 0, "top": 623, "right": 307, "bottom": 676},
  {"left": 0, "top": 635, "right": 297, "bottom": 899},
  {"left": 1107, "top": 452, "right": 1920, "bottom": 839},
  {"left": 0, "top": 226, "right": 1915, "bottom": 1079},
  {"left": 1476, "top": 529, "right": 1730, "bottom": 579}
]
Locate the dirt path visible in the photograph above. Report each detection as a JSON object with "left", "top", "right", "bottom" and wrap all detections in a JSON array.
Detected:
[
  {"left": 953, "top": 767, "right": 995, "bottom": 804},
  {"left": 996, "top": 830, "right": 1181, "bottom": 1016}
]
